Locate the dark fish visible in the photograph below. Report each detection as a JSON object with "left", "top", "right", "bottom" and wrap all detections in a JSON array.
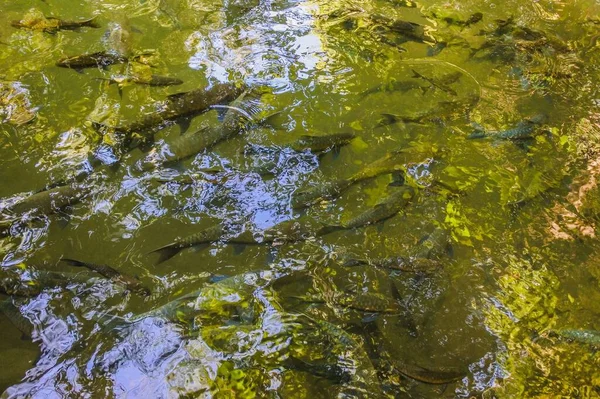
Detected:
[
  {"left": 56, "top": 51, "right": 128, "bottom": 70},
  {"left": 61, "top": 258, "right": 150, "bottom": 296},
  {"left": 232, "top": 217, "right": 325, "bottom": 246},
  {"left": 362, "top": 322, "right": 467, "bottom": 385},
  {"left": 1, "top": 268, "right": 97, "bottom": 297},
  {"left": 283, "top": 356, "right": 351, "bottom": 384},
  {"left": 288, "top": 132, "right": 356, "bottom": 153},
  {"left": 98, "top": 74, "right": 183, "bottom": 87},
  {"left": 136, "top": 91, "right": 259, "bottom": 170},
  {"left": 343, "top": 186, "right": 415, "bottom": 228},
  {"left": 151, "top": 217, "right": 325, "bottom": 264},
  {"left": 411, "top": 69, "right": 458, "bottom": 96},
  {"left": 306, "top": 317, "right": 386, "bottom": 398},
  {"left": 0, "top": 300, "right": 34, "bottom": 339},
  {"left": 468, "top": 113, "right": 547, "bottom": 140},
  {"left": 432, "top": 12, "right": 483, "bottom": 28},
  {"left": 11, "top": 16, "right": 99, "bottom": 33},
  {"left": 1, "top": 183, "right": 90, "bottom": 229},
  {"left": 371, "top": 15, "right": 429, "bottom": 43},
  {"left": 292, "top": 150, "right": 407, "bottom": 209},
  {"left": 321, "top": 186, "right": 415, "bottom": 233},
  {"left": 548, "top": 329, "right": 600, "bottom": 348},
  {"left": 149, "top": 223, "right": 228, "bottom": 264},
  {"left": 293, "top": 292, "right": 402, "bottom": 313},
  {"left": 245, "top": 132, "right": 355, "bottom": 175},
  {"left": 96, "top": 82, "right": 245, "bottom": 151},
  {"left": 359, "top": 79, "right": 429, "bottom": 100},
  {"left": 132, "top": 270, "right": 281, "bottom": 322},
  {"left": 292, "top": 179, "right": 354, "bottom": 210},
  {"left": 343, "top": 256, "right": 442, "bottom": 273}
]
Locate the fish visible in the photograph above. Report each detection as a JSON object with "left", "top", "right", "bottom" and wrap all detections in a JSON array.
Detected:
[
  {"left": 95, "top": 82, "right": 246, "bottom": 151},
  {"left": 432, "top": 12, "right": 483, "bottom": 28},
  {"left": 343, "top": 256, "right": 442, "bottom": 273},
  {"left": 1, "top": 267, "right": 98, "bottom": 297},
  {"left": 245, "top": 132, "right": 355, "bottom": 175},
  {"left": 231, "top": 217, "right": 325, "bottom": 246},
  {"left": 305, "top": 317, "right": 386, "bottom": 398},
  {"left": 149, "top": 223, "right": 228, "bottom": 264},
  {"left": 548, "top": 329, "right": 600, "bottom": 348},
  {"left": 131, "top": 270, "right": 282, "bottom": 323},
  {"left": 135, "top": 91, "right": 260, "bottom": 171},
  {"left": 292, "top": 150, "right": 407, "bottom": 209},
  {"left": 151, "top": 217, "right": 325, "bottom": 264},
  {"left": 468, "top": 114, "right": 547, "bottom": 140},
  {"left": 411, "top": 69, "right": 458, "bottom": 96},
  {"left": 1, "top": 183, "right": 90, "bottom": 228},
  {"left": 56, "top": 51, "right": 128, "bottom": 70},
  {"left": 342, "top": 186, "right": 415, "bottom": 229},
  {"left": 361, "top": 321, "right": 467, "bottom": 385},
  {"left": 320, "top": 186, "right": 415, "bottom": 234},
  {"left": 11, "top": 16, "right": 99, "bottom": 33},
  {"left": 0, "top": 300, "right": 34, "bottom": 339},
  {"left": 358, "top": 79, "right": 430, "bottom": 100},
  {"left": 371, "top": 15, "right": 429, "bottom": 43},
  {"left": 61, "top": 258, "right": 150, "bottom": 296},
  {"left": 283, "top": 357, "right": 352, "bottom": 384},
  {"left": 292, "top": 291, "right": 402, "bottom": 313},
  {"left": 288, "top": 132, "right": 356, "bottom": 153},
  {"left": 98, "top": 74, "right": 183, "bottom": 87}
]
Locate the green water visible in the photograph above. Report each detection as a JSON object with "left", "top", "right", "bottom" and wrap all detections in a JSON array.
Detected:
[{"left": 1, "top": 0, "right": 600, "bottom": 397}]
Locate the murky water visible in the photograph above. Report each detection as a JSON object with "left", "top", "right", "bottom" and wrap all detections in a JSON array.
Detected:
[{"left": 1, "top": 0, "right": 600, "bottom": 397}]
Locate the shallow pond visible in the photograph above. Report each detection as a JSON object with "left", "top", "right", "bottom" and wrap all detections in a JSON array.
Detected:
[{"left": 1, "top": 0, "right": 600, "bottom": 397}]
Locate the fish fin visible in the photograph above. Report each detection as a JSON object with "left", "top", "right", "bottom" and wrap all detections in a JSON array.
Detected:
[
  {"left": 411, "top": 69, "right": 422, "bottom": 79},
  {"left": 390, "top": 280, "right": 402, "bottom": 301},
  {"left": 467, "top": 131, "right": 487, "bottom": 139},
  {"left": 388, "top": 171, "right": 405, "bottom": 187},
  {"left": 55, "top": 214, "right": 71, "bottom": 230},
  {"left": 190, "top": 243, "right": 210, "bottom": 253},
  {"left": 177, "top": 117, "right": 192, "bottom": 134},
  {"left": 117, "top": 85, "right": 123, "bottom": 99},
  {"left": 150, "top": 245, "right": 182, "bottom": 265},
  {"left": 74, "top": 68, "right": 85, "bottom": 74},
  {"left": 377, "top": 113, "right": 399, "bottom": 127},
  {"left": 331, "top": 146, "right": 341, "bottom": 159},
  {"left": 445, "top": 242, "right": 454, "bottom": 258},
  {"left": 232, "top": 244, "right": 247, "bottom": 255},
  {"left": 130, "top": 25, "right": 143, "bottom": 34}
]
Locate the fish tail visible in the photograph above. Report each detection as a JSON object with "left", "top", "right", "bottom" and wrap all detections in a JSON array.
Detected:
[
  {"left": 149, "top": 245, "right": 182, "bottom": 264},
  {"left": 467, "top": 131, "right": 487, "bottom": 139},
  {"left": 84, "top": 17, "right": 100, "bottom": 29}
]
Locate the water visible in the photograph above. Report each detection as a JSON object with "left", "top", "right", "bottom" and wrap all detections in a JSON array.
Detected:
[{"left": 1, "top": 0, "right": 600, "bottom": 397}]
